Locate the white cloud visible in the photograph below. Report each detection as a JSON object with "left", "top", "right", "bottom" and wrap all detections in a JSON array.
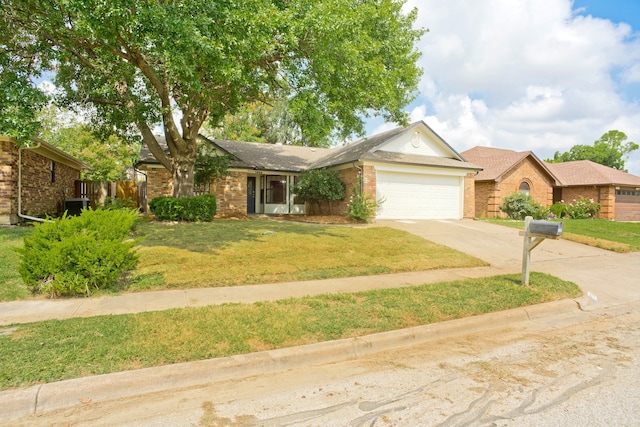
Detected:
[{"left": 395, "top": 0, "right": 640, "bottom": 174}]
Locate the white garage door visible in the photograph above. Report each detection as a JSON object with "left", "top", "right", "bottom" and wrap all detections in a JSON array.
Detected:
[{"left": 376, "top": 171, "right": 462, "bottom": 220}]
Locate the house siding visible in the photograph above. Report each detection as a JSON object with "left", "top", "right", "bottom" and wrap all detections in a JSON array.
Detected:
[
  {"left": 0, "top": 140, "right": 18, "bottom": 224},
  {"left": 477, "top": 158, "right": 555, "bottom": 218},
  {"left": 144, "top": 166, "right": 173, "bottom": 204},
  {"left": 211, "top": 171, "right": 247, "bottom": 216},
  {"left": 1, "top": 141, "right": 81, "bottom": 223},
  {"left": 559, "top": 185, "right": 614, "bottom": 220},
  {"left": 463, "top": 173, "right": 476, "bottom": 219}
]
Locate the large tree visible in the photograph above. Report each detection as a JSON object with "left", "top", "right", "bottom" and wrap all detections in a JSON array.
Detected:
[
  {"left": 548, "top": 130, "right": 638, "bottom": 171},
  {"left": 1, "top": 0, "right": 424, "bottom": 197}
]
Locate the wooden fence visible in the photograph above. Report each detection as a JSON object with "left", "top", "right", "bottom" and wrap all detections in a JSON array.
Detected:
[{"left": 75, "top": 180, "right": 147, "bottom": 210}]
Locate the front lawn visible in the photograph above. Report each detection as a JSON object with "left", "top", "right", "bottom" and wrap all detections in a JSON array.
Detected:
[
  {"left": 482, "top": 218, "right": 640, "bottom": 252},
  {"left": 0, "top": 219, "right": 488, "bottom": 300},
  {"left": 128, "top": 219, "right": 487, "bottom": 291},
  {"left": 0, "top": 272, "right": 580, "bottom": 390}
]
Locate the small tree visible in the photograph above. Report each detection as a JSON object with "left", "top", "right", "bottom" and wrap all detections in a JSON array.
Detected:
[{"left": 293, "top": 169, "right": 345, "bottom": 215}]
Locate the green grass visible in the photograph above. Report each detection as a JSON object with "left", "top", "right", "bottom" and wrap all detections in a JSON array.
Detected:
[
  {"left": 129, "top": 219, "right": 487, "bottom": 291},
  {"left": 0, "top": 219, "right": 487, "bottom": 300},
  {"left": 482, "top": 218, "right": 640, "bottom": 252},
  {"left": 0, "top": 226, "right": 32, "bottom": 301},
  {"left": 0, "top": 272, "right": 580, "bottom": 390}
]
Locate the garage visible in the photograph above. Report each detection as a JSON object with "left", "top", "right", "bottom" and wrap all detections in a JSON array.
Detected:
[
  {"left": 615, "top": 188, "right": 640, "bottom": 221},
  {"left": 375, "top": 170, "right": 463, "bottom": 220}
]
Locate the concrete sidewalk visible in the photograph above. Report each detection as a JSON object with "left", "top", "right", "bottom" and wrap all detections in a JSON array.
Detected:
[{"left": 1, "top": 219, "right": 638, "bottom": 422}]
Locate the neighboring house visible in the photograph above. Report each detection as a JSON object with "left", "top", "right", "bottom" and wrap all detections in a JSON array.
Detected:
[
  {"left": 136, "top": 121, "right": 482, "bottom": 220},
  {"left": 462, "top": 146, "right": 640, "bottom": 221},
  {"left": 546, "top": 160, "right": 640, "bottom": 222},
  {"left": 461, "top": 146, "right": 560, "bottom": 218},
  {"left": 0, "top": 135, "right": 87, "bottom": 224}
]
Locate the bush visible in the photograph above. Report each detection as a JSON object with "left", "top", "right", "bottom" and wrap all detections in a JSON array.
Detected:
[
  {"left": 563, "top": 197, "right": 601, "bottom": 219},
  {"left": 17, "top": 209, "right": 140, "bottom": 297},
  {"left": 346, "top": 180, "right": 385, "bottom": 222},
  {"left": 549, "top": 202, "right": 567, "bottom": 218},
  {"left": 149, "top": 194, "right": 217, "bottom": 222},
  {"left": 499, "top": 192, "right": 549, "bottom": 220}
]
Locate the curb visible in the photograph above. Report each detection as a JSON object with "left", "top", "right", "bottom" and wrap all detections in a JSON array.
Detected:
[{"left": 0, "top": 299, "right": 580, "bottom": 422}]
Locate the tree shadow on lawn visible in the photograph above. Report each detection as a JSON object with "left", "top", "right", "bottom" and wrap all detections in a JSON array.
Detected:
[{"left": 134, "top": 219, "right": 352, "bottom": 253}]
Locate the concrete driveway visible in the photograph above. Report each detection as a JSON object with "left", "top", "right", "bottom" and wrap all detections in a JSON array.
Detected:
[{"left": 377, "top": 219, "right": 640, "bottom": 308}]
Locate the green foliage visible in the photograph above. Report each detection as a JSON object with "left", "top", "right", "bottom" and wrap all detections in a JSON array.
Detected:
[
  {"left": 558, "top": 197, "right": 601, "bottom": 219},
  {"left": 0, "top": 49, "right": 49, "bottom": 142},
  {"left": 499, "top": 193, "right": 549, "bottom": 220},
  {"left": 149, "top": 194, "right": 217, "bottom": 222},
  {"left": 548, "top": 130, "right": 638, "bottom": 171},
  {"left": 16, "top": 209, "right": 140, "bottom": 297},
  {"left": 1, "top": 0, "right": 423, "bottom": 196},
  {"left": 194, "top": 141, "right": 231, "bottom": 186},
  {"left": 347, "top": 184, "right": 385, "bottom": 222},
  {"left": 293, "top": 169, "right": 345, "bottom": 213},
  {"left": 37, "top": 105, "right": 139, "bottom": 181},
  {"left": 102, "top": 196, "right": 138, "bottom": 211},
  {"left": 549, "top": 202, "right": 567, "bottom": 219}
]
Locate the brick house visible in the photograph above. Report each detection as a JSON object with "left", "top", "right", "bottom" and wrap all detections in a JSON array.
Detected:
[
  {"left": 0, "top": 135, "right": 87, "bottom": 225},
  {"left": 462, "top": 146, "right": 640, "bottom": 221},
  {"left": 461, "top": 147, "right": 559, "bottom": 218},
  {"left": 547, "top": 160, "right": 640, "bottom": 221},
  {"left": 136, "top": 121, "right": 482, "bottom": 220}
]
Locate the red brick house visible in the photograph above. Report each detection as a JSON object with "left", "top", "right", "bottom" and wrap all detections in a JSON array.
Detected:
[
  {"left": 0, "top": 135, "right": 87, "bottom": 224},
  {"left": 462, "top": 146, "right": 640, "bottom": 221},
  {"left": 547, "top": 160, "right": 640, "bottom": 221},
  {"left": 136, "top": 122, "right": 482, "bottom": 220},
  {"left": 461, "top": 147, "right": 559, "bottom": 218}
]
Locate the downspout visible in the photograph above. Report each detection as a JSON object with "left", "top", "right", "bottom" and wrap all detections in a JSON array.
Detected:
[{"left": 18, "top": 142, "right": 52, "bottom": 223}]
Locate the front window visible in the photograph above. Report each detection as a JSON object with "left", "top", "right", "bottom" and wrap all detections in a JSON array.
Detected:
[
  {"left": 293, "top": 176, "right": 304, "bottom": 204},
  {"left": 265, "top": 175, "right": 287, "bottom": 204},
  {"left": 519, "top": 181, "right": 530, "bottom": 195}
]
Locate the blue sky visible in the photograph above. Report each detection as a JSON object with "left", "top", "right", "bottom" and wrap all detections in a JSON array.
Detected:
[{"left": 368, "top": 0, "right": 640, "bottom": 175}]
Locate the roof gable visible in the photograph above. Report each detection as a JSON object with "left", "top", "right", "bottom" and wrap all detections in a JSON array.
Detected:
[{"left": 462, "top": 146, "right": 558, "bottom": 184}]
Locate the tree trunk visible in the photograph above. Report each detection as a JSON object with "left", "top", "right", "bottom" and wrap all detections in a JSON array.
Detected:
[{"left": 170, "top": 147, "right": 197, "bottom": 198}]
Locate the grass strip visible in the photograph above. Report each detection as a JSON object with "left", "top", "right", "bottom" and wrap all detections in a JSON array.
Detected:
[
  {"left": 482, "top": 218, "right": 640, "bottom": 252},
  {"left": 0, "top": 272, "right": 581, "bottom": 390}
]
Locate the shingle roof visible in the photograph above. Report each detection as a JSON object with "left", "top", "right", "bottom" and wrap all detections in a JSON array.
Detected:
[
  {"left": 546, "top": 160, "right": 640, "bottom": 187},
  {"left": 461, "top": 146, "right": 558, "bottom": 184},
  {"left": 137, "top": 122, "right": 480, "bottom": 172},
  {"left": 210, "top": 138, "right": 331, "bottom": 172}
]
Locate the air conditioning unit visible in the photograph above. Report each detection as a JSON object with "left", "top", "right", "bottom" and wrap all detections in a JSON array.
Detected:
[{"left": 64, "top": 198, "right": 90, "bottom": 216}]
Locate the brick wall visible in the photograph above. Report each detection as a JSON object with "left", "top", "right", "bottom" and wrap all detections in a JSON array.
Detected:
[
  {"left": 20, "top": 149, "right": 80, "bottom": 217},
  {"left": 463, "top": 173, "right": 476, "bottom": 218},
  {"left": 559, "top": 186, "right": 613, "bottom": 220},
  {"left": 0, "top": 140, "right": 18, "bottom": 223},
  {"left": 211, "top": 171, "right": 247, "bottom": 216},
  {"left": 144, "top": 166, "right": 173, "bottom": 207},
  {"left": 476, "top": 158, "right": 555, "bottom": 218}
]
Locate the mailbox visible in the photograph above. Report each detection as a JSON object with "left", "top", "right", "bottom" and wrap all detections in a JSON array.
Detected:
[{"left": 528, "top": 220, "right": 563, "bottom": 236}]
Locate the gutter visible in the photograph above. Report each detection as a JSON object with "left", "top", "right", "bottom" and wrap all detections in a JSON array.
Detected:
[{"left": 18, "top": 142, "right": 52, "bottom": 223}]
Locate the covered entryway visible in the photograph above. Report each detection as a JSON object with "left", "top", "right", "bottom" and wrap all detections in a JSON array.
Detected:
[{"left": 375, "top": 170, "right": 463, "bottom": 220}]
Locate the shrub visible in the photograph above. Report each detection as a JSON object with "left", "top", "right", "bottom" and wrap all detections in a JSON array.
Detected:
[
  {"left": 149, "top": 194, "right": 217, "bottom": 222},
  {"left": 549, "top": 202, "right": 567, "bottom": 218},
  {"left": 17, "top": 209, "right": 140, "bottom": 297},
  {"left": 564, "top": 197, "right": 601, "bottom": 219},
  {"left": 293, "top": 169, "right": 345, "bottom": 215},
  {"left": 499, "top": 192, "right": 549, "bottom": 220},
  {"left": 347, "top": 184, "right": 385, "bottom": 222}
]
